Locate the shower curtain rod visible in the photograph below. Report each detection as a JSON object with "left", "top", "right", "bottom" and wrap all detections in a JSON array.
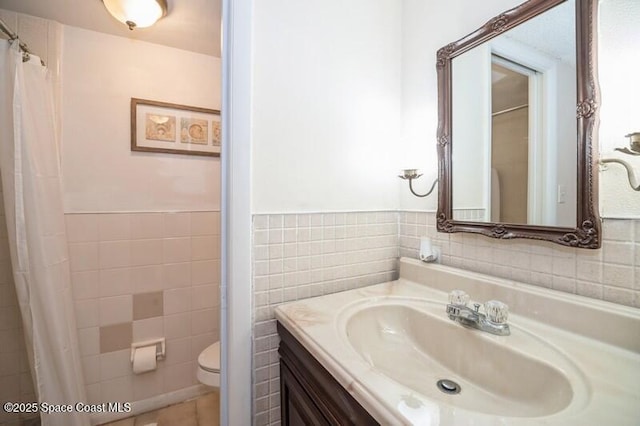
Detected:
[{"left": 0, "top": 17, "right": 45, "bottom": 65}]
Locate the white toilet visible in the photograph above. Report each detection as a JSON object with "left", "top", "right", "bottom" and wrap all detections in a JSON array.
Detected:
[{"left": 197, "top": 341, "right": 220, "bottom": 387}]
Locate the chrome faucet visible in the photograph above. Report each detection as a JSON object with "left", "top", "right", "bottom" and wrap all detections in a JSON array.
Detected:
[{"left": 445, "top": 290, "right": 510, "bottom": 336}]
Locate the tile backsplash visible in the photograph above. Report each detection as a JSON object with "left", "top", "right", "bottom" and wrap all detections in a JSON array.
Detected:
[
  {"left": 66, "top": 211, "right": 220, "bottom": 405},
  {"left": 252, "top": 210, "right": 639, "bottom": 426},
  {"left": 399, "top": 212, "right": 639, "bottom": 308},
  {"left": 251, "top": 212, "right": 399, "bottom": 425}
]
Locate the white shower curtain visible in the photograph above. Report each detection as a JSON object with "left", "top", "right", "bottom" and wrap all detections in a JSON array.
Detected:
[{"left": 0, "top": 42, "right": 89, "bottom": 426}]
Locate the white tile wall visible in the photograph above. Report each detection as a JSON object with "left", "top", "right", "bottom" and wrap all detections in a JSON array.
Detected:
[
  {"left": 398, "top": 212, "right": 640, "bottom": 308},
  {"left": 252, "top": 212, "right": 399, "bottom": 426},
  {"left": 252, "top": 210, "right": 640, "bottom": 426},
  {"left": 66, "top": 211, "right": 221, "bottom": 406},
  {"left": 452, "top": 208, "right": 486, "bottom": 221},
  {"left": 134, "top": 318, "right": 164, "bottom": 341},
  {"left": 2, "top": 201, "right": 637, "bottom": 426}
]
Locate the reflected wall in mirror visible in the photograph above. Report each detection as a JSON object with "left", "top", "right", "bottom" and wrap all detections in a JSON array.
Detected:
[
  {"left": 451, "top": 0, "right": 576, "bottom": 227},
  {"left": 598, "top": 0, "right": 640, "bottom": 216},
  {"left": 437, "top": 0, "right": 601, "bottom": 248}
]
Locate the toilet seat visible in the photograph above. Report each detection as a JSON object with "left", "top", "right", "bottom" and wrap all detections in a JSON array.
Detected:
[
  {"left": 198, "top": 341, "right": 220, "bottom": 372},
  {"left": 197, "top": 341, "right": 220, "bottom": 387}
]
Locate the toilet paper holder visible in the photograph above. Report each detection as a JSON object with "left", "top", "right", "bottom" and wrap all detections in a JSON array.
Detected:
[{"left": 131, "top": 338, "right": 166, "bottom": 363}]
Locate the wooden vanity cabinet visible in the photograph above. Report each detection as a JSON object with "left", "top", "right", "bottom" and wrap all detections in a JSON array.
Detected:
[{"left": 277, "top": 322, "right": 379, "bottom": 426}]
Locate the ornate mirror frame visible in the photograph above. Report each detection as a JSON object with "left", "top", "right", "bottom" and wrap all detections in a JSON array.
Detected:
[{"left": 436, "top": 0, "right": 601, "bottom": 248}]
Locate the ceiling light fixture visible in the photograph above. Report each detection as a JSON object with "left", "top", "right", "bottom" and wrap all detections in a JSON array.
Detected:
[{"left": 103, "top": 0, "right": 168, "bottom": 31}]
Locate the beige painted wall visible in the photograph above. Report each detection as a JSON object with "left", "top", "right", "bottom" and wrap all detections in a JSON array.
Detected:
[{"left": 61, "top": 26, "right": 221, "bottom": 213}]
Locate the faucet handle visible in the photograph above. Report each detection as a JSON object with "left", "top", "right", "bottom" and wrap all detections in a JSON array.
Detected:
[
  {"left": 485, "top": 300, "right": 509, "bottom": 324},
  {"left": 449, "top": 290, "right": 470, "bottom": 306}
]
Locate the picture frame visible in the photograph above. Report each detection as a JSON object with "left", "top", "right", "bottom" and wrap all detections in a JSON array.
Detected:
[{"left": 131, "top": 98, "right": 221, "bottom": 157}]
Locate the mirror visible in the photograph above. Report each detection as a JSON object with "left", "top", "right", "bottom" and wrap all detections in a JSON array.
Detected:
[{"left": 436, "top": 0, "right": 601, "bottom": 248}]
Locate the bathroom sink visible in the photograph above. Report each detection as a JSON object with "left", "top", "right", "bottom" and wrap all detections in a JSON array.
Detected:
[
  {"left": 342, "top": 301, "right": 579, "bottom": 417},
  {"left": 275, "top": 258, "right": 640, "bottom": 425}
]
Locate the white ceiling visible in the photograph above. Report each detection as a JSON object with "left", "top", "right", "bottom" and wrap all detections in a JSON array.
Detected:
[
  {"left": 0, "top": 0, "right": 221, "bottom": 57},
  {"left": 504, "top": 0, "right": 576, "bottom": 65}
]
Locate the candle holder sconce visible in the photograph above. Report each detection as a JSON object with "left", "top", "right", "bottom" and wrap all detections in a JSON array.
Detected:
[
  {"left": 600, "top": 132, "right": 640, "bottom": 191},
  {"left": 399, "top": 169, "right": 438, "bottom": 198}
]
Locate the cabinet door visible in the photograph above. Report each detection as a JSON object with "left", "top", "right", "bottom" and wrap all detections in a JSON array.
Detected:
[
  {"left": 278, "top": 322, "right": 379, "bottom": 426},
  {"left": 281, "top": 361, "right": 329, "bottom": 426}
]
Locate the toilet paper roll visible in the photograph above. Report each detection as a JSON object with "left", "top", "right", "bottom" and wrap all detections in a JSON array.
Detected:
[{"left": 132, "top": 345, "right": 157, "bottom": 374}]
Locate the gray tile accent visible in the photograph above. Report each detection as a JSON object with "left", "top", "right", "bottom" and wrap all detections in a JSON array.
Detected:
[
  {"left": 100, "top": 322, "right": 133, "bottom": 354},
  {"left": 133, "top": 291, "right": 164, "bottom": 320}
]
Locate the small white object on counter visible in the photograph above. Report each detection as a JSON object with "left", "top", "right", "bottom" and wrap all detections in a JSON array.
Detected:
[{"left": 419, "top": 237, "right": 439, "bottom": 263}]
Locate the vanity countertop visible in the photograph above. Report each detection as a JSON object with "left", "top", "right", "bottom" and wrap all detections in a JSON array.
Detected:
[{"left": 275, "top": 258, "right": 640, "bottom": 425}]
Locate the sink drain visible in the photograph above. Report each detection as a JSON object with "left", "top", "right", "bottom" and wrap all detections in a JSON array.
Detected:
[{"left": 437, "top": 379, "right": 461, "bottom": 394}]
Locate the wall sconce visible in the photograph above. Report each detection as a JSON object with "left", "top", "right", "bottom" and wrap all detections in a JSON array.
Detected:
[
  {"left": 103, "top": 0, "right": 168, "bottom": 30},
  {"left": 398, "top": 169, "right": 438, "bottom": 198},
  {"left": 600, "top": 132, "right": 640, "bottom": 191},
  {"left": 614, "top": 132, "right": 640, "bottom": 156}
]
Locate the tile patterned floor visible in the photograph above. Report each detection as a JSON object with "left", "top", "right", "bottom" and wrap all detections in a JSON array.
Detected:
[{"left": 101, "top": 392, "right": 219, "bottom": 426}]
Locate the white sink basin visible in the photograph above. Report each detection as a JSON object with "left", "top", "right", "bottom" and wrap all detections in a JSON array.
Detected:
[
  {"left": 343, "top": 300, "right": 581, "bottom": 417},
  {"left": 275, "top": 258, "right": 640, "bottom": 425}
]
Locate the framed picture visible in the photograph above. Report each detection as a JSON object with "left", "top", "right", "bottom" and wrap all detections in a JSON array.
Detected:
[{"left": 131, "top": 98, "right": 221, "bottom": 157}]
